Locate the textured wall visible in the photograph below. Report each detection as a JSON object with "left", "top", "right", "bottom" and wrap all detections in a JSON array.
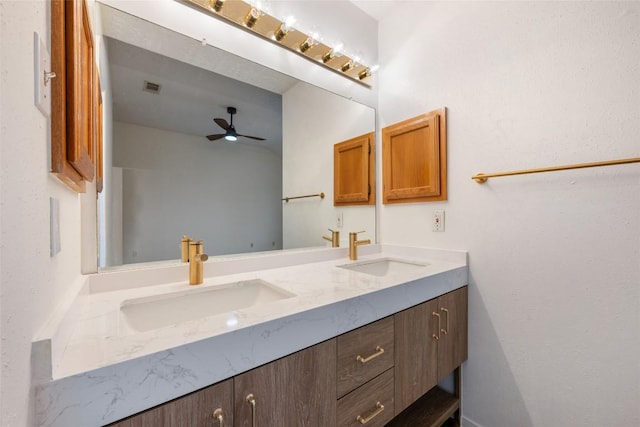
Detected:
[
  {"left": 0, "top": 1, "right": 96, "bottom": 425},
  {"left": 377, "top": 2, "right": 639, "bottom": 426}
]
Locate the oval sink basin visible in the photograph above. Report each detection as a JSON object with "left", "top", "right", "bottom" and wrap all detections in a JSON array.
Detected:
[
  {"left": 120, "top": 279, "right": 294, "bottom": 332},
  {"left": 338, "top": 258, "right": 429, "bottom": 277}
]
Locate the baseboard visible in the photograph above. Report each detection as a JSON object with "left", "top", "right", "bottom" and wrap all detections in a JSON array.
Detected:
[{"left": 462, "top": 415, "right": 484, "bottom": 427}]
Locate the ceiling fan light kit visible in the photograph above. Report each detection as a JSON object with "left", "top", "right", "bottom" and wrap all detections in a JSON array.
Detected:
[
  {"left": 182, "top": 0, "right": 376, "bottom": 86},
  {"left": 208, "top": 106, "right": 266, "bottom": 142}
]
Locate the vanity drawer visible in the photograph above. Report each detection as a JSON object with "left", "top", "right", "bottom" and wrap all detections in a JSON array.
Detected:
[
  {"left": 337, "top": 315, "right": 394, "bottom": 397},
  {"left": 337, "top": 368, "right": 394, "bottom": 427}
]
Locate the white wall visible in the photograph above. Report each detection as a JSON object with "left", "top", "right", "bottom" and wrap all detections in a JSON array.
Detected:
[
  {"left": 377, "top": 2, "right": 639, "bottom": 426},
  {"left": 283, "top": 82, "right": 376, "bottom": 248},
  {"left": 114, "top": 122, "right": 283, "bottom": 262},
  {"left": 0, "top": 1, "right": 99, "bottom": 425}
]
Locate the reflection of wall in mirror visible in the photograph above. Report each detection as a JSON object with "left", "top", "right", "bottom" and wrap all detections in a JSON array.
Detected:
[
  {"left": 283, "top": 82, "right": 376, "bottom": 249},
  {"left": 113, "top": 122, "right": 283, "bottom": 264}
]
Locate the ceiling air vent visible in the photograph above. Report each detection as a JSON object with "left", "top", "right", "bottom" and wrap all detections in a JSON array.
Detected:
[{"left": 143, "top": 80, "right": 161, "bottom": 94}]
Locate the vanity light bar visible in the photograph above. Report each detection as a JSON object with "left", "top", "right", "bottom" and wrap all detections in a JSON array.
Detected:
[{"left": 183, "top": 0, "right": 374, "bottom": 87}]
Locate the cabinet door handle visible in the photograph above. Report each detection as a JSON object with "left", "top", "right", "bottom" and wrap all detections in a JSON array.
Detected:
[
  {"left": 246, "top": 393, "right": 256, "bottom": 427},
  {"left": 356, "top": 346, "right": 385, "bottom": 364},
  {"left": 440, "top": 307, "right": 449, "bottom": 335},
  {"left": 356, "top": 401, "right": 385, "bottom": 424},
  {"left": 432, "top": 312, "right": 441, "bottom": 340},
  {"left": 212, "top": 408, "right": 224, "bottom": 427}
]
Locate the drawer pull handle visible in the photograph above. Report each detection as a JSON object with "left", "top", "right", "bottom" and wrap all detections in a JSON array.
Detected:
[
  {"left": 432, "top": 312, "right": 441, "bottom": 340},
  {"left": 356, "top": 346, "right": 385, "bottom": 364},
  {"left": 213, "top": 408, "right": 224, "bottom": 427},
  {"left": 246, "top": 394, "right": 256, "bottom": 427},
  {"left": 441, "top": 307, "right": 449, "bottom": 335},
  {"left": 356, "top": 401, "right": 385, "bottom": 424}
]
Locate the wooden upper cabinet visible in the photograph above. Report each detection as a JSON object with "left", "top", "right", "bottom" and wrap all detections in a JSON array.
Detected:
[
  {"left": 382, "top": 108, "right": 447, "bottom": 204},
  {"left": 334, "top": 132, "right": 375, "bottom": 206},
  {"left": 51, "top": 0, "right": 98, "bottom": 192}
]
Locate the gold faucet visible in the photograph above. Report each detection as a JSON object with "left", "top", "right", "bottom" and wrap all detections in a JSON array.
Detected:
[
  {"left": 188, "top": 240, "right": 208, "bottom": 285},
  {"left": 181, "top": 235, "right": 193, "bottom": 262},
  {"left": 322, "top": 229, "right": 340, "bottom": 247},
  {"left": 349, "top": 231, "right": 371, "bottom": 260}
]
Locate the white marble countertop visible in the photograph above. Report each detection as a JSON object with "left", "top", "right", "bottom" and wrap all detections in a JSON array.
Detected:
[{"left": 34, "top": 244, "right": 467, "bottom": 426}]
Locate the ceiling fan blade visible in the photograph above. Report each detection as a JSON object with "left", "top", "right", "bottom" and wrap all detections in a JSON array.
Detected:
[
  {"left": 237, "top": 134, "right": 266, "bottom": 141},
  {"left": 214, "top": 118, "right": 230, "bottom": 130},
  {"left": 207, "top": 133, "right": 226, "bottom": 141}
]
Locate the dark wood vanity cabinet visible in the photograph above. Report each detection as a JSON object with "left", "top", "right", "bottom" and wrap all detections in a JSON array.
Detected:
[
  {"left": 391, "top": 286, "right": 468, "bottom": 425},
  {"left": 109, "top": 287, "right": 467, "bottom": 427},
  {"left": 110, "top": 378, "right": 233, "bottom": 427},
  {"left": 234, "top": 339, "right": 336, "bottom": 426}
]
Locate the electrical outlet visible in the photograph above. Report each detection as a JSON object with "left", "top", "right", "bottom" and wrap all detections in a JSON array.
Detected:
[
  {"left": 433, "top": 210, "right": 445, "bottom": 232},
  {"left": 337, "top": 211, "right": 344, "bottom": 228}
]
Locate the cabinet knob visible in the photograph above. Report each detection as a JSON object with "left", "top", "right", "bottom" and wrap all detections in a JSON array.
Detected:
[
  {"left": 440, "top": 307, "right": 449, "bottom": 335},
  {"left": 246, "top": 393, "right": 256, "bottom": 427},
  {"left": 212, "top": 408, "right": 224, "bottom": 427},
  {"left": 432, "top": 312, "right": 441, "bottom": 340}
]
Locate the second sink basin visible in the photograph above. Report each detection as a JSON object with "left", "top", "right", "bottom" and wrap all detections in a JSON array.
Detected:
[
  {"left": 120, "top": 279, "right": 294, "bottom": 332},
  {"left": 338, "top": 257, "right": 429, "bottom": 277}
]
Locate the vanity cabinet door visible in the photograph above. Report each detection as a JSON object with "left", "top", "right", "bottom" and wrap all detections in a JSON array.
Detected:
[
  {"left": 437, "top": 286, "right": 468, "bottom": 380},
  {"left": 394, "top": 298, "right": 439, "bottom": 414},
  {"left": 394, "top": 286, "right": 468, "bottom": 417},
  {"left": 109, "top": 378, "right": 233, "bottom": 427},
  {"left": 234, "top": 339, "right": 336, "bottom": 427}
]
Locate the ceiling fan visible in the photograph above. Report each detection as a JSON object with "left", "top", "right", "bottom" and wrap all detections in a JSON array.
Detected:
[{"left": 207, "top": 107, "right": 266, "bottom": 142}]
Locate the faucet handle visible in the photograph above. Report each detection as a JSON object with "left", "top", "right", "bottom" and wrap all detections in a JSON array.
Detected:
[{"left": 350, "top": 230, "right": 366, "bottom": 235}]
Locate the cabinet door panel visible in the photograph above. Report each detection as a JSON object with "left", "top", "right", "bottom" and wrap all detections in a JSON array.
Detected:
[
  {"left": 394, "top": 298, "right": 439, "bottom": 415},
  {"left": 109, "top": 378, "right": 233, "bottom": 427},
  {"left": 437, "top": 287, "right": 468, "bottom": 380},
  {"left": 234, "top": 339, "right": 336, "bottom": 426}
]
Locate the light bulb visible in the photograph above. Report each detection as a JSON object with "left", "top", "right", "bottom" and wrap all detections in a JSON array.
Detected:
[{"left": 245, "top": 8, "right": 260, "bottom": 28}]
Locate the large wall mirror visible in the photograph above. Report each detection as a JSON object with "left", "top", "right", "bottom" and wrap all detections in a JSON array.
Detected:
[{"left": 97, "top": 4, "right": 376, "bottom": 268}]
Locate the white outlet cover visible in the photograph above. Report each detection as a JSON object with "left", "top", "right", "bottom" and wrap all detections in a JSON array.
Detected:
[
  {"left": 34, "top": 32, "right": 52, "bottom": 117},
  {"left": 433, "top": 210, "right": 445, "bottom": 232}
]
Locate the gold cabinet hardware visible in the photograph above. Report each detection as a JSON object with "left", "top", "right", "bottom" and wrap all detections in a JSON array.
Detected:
[
  {"left": 213, "top": 408, "right": 224, "bottom": 426},
  {"left": 356, "top": 401, "right": 385, "bottom": 424},
  {"left": 440, "top": 307, "right": 449, "bottom": 335},
  {"left": 246, "top": 393, "right": 256, "bottom": 427},
  {"left": 432, "top": 312, "right": 441, "bottom": 340},
  {"left": 355, "top": 346, "right": 385, "bottom": 364}
]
